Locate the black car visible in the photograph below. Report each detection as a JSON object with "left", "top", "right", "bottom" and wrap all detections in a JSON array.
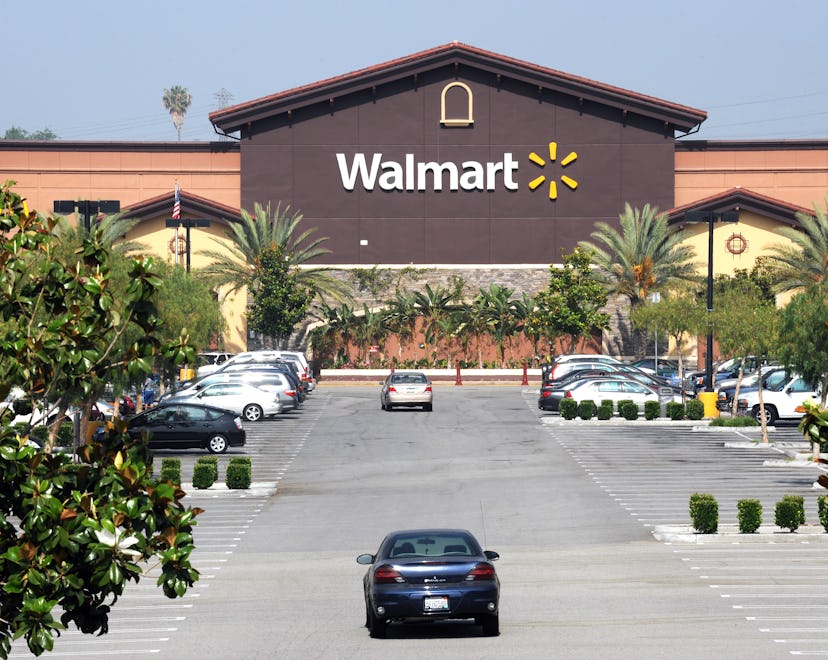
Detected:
[
  {"left": 120, "top": 402, "right": 245, "bottom": 454},
  {"left": 357, "top": 528, "right": 500, "bottom": 638}
]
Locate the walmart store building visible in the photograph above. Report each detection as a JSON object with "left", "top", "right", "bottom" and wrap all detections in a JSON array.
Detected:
[{"left": 4, "top": 43, "right": 827, "bottom": 355}]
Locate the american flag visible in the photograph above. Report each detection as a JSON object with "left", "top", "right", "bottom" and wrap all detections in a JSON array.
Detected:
[{"left": 172, "top": 182, "right": 181, "bottom": 220}]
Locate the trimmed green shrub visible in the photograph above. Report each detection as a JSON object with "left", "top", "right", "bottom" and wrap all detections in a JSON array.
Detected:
[
  {"left": 56, "top": 421, "right": 75, "bottom": 448},
  {"left": 775, "top": 494, "right": 805, "bottom": 532},
  {"left": 226, "top": 459, "right": 252, "bottom": 489},
  {"left": 192, "top": 462, "right": 216, "bottom": 489},
  {"left": 689, "top": 493, "right": 718, "bottom": 534},
  {"left": 616, "top": 399, "right": 633, "bottom": 413},
  {"left": 597, "top": 401, "right": 613, "bottom": 420},
  {"left": 577, "top": 400, "right": 596, "bottom": 420},
  {"left": 709, "top": 416, "right": 759, "bottom": 427},
  {"left": 685, "top": 399, "right": 705, "bottom": 420},
  {"left": 818, "top": 495, "right": 828, "bottom": 533},
  {"left": 559, "top": 398, "right": 578, "bottom": 420},
  {"left": 196, "top": 456, "right": 219, "bottom": 482},
  {"left": 160, "top": 458, "right": 181, "bottom": 484},
  {"left": 619, "top": 401, "right": 639, "bottom": 420},
  {"left": 737, "top": 499, "right": 763, "bottom": 533},
  {"left": 665, "top": 401, "right": 685, "bottom": 421},
  {"left": 229, "top": 456, "right": 252, "bottom": 466},
  {"left": 644, "top": 400, "right": 660, "bottom": 420}
]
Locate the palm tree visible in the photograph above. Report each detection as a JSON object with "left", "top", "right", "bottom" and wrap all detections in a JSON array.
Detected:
[
  {"left": 162, "top": 85, "right": 192, "bottom": 141},
  {"left": 413, "top": 283, "right": 459, "bottom": 365},
  {"left": 579, "top": 203, "right": 698, "bottom": 356},
  {"left": 53, "top": 212, "right": 146, "bottom": 255},
  {"left": 765, "top": 198, "right": 828, "bottom": 292},
  {"left": 198, "top": 201, "right": 351, "bottom": 304},
  {"left": 384, "top": 289, "right": 420, "bottom": 363},
  {"left": 473, "top": 284, "right": 524, "bottom": 367}
]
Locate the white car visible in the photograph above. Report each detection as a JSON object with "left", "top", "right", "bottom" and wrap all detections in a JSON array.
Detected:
[
  {"left": 380, "top": 371, "right": 433, "bottom": 411},
  {"left": 737, "top": 376, "right": 820, "bottom": 424},
  {"left": 166, "top": 382, "right": 282, "bottom": 421},
  {"left": 563, "top": 377, "right": 681, "bottom": 410}
]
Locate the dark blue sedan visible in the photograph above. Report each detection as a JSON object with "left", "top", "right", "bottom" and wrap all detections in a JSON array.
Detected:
[{"left": 356, "top": 528, "right": 500, "bottom": 638}]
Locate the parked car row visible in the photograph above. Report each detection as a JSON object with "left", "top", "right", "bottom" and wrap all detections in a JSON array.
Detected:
[{"left": 99, "top": 350, "right": 317, "bottom": 453}]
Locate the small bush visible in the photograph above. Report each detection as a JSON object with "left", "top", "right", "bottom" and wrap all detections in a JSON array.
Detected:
[
  {"left": 619, "top": 401, "right": 639, "bottom": 420},
  {"left": 685, "top": 399, "right": 705, "bottom": 420},
  {"left": 160, "top": 458, "right": 181, "bottom": 484},
  {"left": 818, "top": 495, "right": 828, "bottom": 533},
  {"left": 56, "top": 421, "right": 75, "bottom": 448},
  {"left": 737, "top": 499, "right": 763, "bottom": 533},
  {"left": 226, "top": 460, "right": 252, "bottom": 489},
  {"left": 689, "top": 493, "right": 718, "bottom": 533},
  {"left": 559, "top": 398, "right": 578, "bottom": 420},
  {"left": 196, "top": 455, "right": 219, "bottom": 482},
  {"left": 192, "top": 462, "right": 216, "bottom": 489},
  {"left": 644, "top": 400, "right": 661, "bottom": 420},
  {"left": 775, "top": 494, "right": 805, "bottom": 532},
  {"left": 577, "top": 400, "right": 596, "bottom": 420},
  {"left": 709, "top": 416, "right": 759, "bottom": 427},
  {"left": 597, "top": 402, "right": 613, "bottom": 420},
  {"left": 616, "top": 399, "right": 633, "bottom": 413},
  {"left": 665, "top": 401, "right": 685, "bottom": 421}
]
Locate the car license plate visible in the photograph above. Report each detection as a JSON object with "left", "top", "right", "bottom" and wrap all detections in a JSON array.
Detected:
[
  {"left": 423, "top": 596, "right": 449, "bottom": 611},
  {"left": 405, "top": 387, "right": 417, "bottom": 393}
]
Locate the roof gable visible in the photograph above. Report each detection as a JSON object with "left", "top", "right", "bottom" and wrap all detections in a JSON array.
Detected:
[
  {"left": 210, "top": 42, "right": 707, "bottom": 135},
  {"left": 123, "top": 190, "right": 240, "bottom": 226},
  {"left": 668, "top": 187, "right": 812, "bottom": 227}
]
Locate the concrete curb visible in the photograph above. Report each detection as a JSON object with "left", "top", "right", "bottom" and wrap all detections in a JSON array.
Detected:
[
  {"left": 182, "top": 481, "right": 278, "bottom": 497},
  {"left": 653, "top": 524, "right": 828, "bottom": 543}
]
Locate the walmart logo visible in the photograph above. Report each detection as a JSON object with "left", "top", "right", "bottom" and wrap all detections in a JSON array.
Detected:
[
  {"left": 528, "top": 142, "right": 578, "bottom": 200},
  {"left": 336, "top": 140, "right": 579, "bottom": 202}
]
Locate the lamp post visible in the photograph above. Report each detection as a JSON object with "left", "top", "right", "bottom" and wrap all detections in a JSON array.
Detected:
[
  {"left": 53, "top": 200, "right": 120, "bottom": 230},
  {"left": 684, "top": 210, "right": 739, "bottom": 414}
]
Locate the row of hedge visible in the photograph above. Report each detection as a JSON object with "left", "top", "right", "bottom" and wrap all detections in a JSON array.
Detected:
[
  {"left": 159, "top": 456, "right": 253, "bottom": 489},
  {"left": 689, "top": 492, "right": 828, "bottom": 533},
  {"left": 559, "top": 398, "right": 706, "bottom": 421}
]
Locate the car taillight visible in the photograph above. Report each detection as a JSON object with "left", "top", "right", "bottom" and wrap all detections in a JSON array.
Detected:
[
  {"left": 284, "top": 389, "right": 297, "bottom": 398},
  {"left": 564, "top": 391, "right": 572, "bottom": 398},
  {"left": 373, "top": 565, "right": 404, "bottom": 584},
  {"left": 540, "top": 391, "right": 550, "bottom": 399},
  {"left": 466, "top": 562, "right": 496, "bottom": 581},
  {"left": 425, "top": 385, "right": 432, "bottom": 392},
  {"left": 233, "top": 417, "right": 243, "bottom": 430},
  {"left": 388, "top": 386, "right": 397, "bottom": 392}
]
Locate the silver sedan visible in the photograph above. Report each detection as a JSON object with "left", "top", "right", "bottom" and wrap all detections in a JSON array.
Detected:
[
  {"left": 166, "top": 382, "right": 282, "bottom": 421},
  {"left": 380, "top": 371, "right": 433, "bottom": 411}
]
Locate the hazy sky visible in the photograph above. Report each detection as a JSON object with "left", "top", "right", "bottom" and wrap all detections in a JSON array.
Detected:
[{"left": 5, "top": 0, "right": 826, "bottom": 142}]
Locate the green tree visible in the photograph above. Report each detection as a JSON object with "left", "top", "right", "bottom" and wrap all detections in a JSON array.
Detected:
[
  {"left": 198, "top": 202, "right": 351, "bottom": 305},
  {"left": 765, "top": 198, "right": 828, "bottom": 292},
  {"left": 0, "top": 181, "right": 198, "bottom": 657},
  {"left": 630, "top": 288, "right": 704, "bottom": 394},
  {"left": 247, "top": 246, "right": 315, "bottom": 346},
  {"left": 162, "top": 85, "right": 192, "bottom": 141},
  {"left": 413, "top": 283, "right": 461, "bottom": 365},
  {"left": 383, "top": 289, "right": 420, "bottom": 363},
  {"left": 776, "top": 284, "right": 828, "bottom": 405},
  {"left": 532, "top": 248, "right": 611, "bottom": 356},
  {"left": 473, "top": 284, "right": 525, "bottom": 367},
  {"left": 3, "top": 126, "right": 58, "bottom": 140},
  {"left": 579, "top": 203, "right": 698, "bottom": 356}
]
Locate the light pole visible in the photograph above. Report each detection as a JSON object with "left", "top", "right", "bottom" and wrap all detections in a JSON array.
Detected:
[
  {"left": 684, "top": 210, "right": 739, "bottom": 414},
  {"left": 53, "top": 200, "right": 120, "bottom": 230}
]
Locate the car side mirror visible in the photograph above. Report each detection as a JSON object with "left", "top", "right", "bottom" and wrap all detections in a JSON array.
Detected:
[
  {"left": 356, "top": 553, "right": 375, "bottom": 565},
  {"left": 484, "top": 550, "right": 499, "bottom": 561}
]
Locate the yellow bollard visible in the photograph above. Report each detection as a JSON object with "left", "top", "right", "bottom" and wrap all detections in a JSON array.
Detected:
[{"left": 697, "top": 391, "right": 720, "bottom": 418}]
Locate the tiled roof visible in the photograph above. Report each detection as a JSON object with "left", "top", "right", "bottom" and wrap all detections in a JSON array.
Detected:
[{"left": 668, "top": 187, "right": 813, "bottom": 226}]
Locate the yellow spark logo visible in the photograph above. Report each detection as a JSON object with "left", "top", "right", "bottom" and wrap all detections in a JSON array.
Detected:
[{"left": 527, "top": 142, "right": 578, "bottom": 200}]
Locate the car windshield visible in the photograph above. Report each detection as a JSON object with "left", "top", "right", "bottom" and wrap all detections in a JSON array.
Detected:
[
  {"left": 386, "top": 532, "right": 478, "bottom": 558},
  {"left": 392, "top": 374, "right": 427, "bottom": 384}
]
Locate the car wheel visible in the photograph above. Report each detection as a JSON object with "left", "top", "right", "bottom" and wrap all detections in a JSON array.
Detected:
[
  {"left": 368, "top": 605, "right": 387, "bottom": 638},
  {"left": 752, "top": 404, "right": 778, "bottom": 425},
  {"left": 424, "top": 403, "right": 432, "bottom": 411},
  {"left": 385, "top": 403, "right": 393, "bottom": 411},
  {"left": 480, "top": 613, "right": 499, "bottom": 636},
  {"left": 380, "top": 401, "right": 386, "bottom": 411},
  {"left": 243, "top": 404, "right": 263, "bottom": 421},
  {"left": 206, "top": 434, "right": 229, "bottom": 454}
]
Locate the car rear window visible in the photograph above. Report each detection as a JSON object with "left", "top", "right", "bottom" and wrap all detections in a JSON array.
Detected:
[{"left": 387, "top": 533, "right": 477, "bottom": 558}]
